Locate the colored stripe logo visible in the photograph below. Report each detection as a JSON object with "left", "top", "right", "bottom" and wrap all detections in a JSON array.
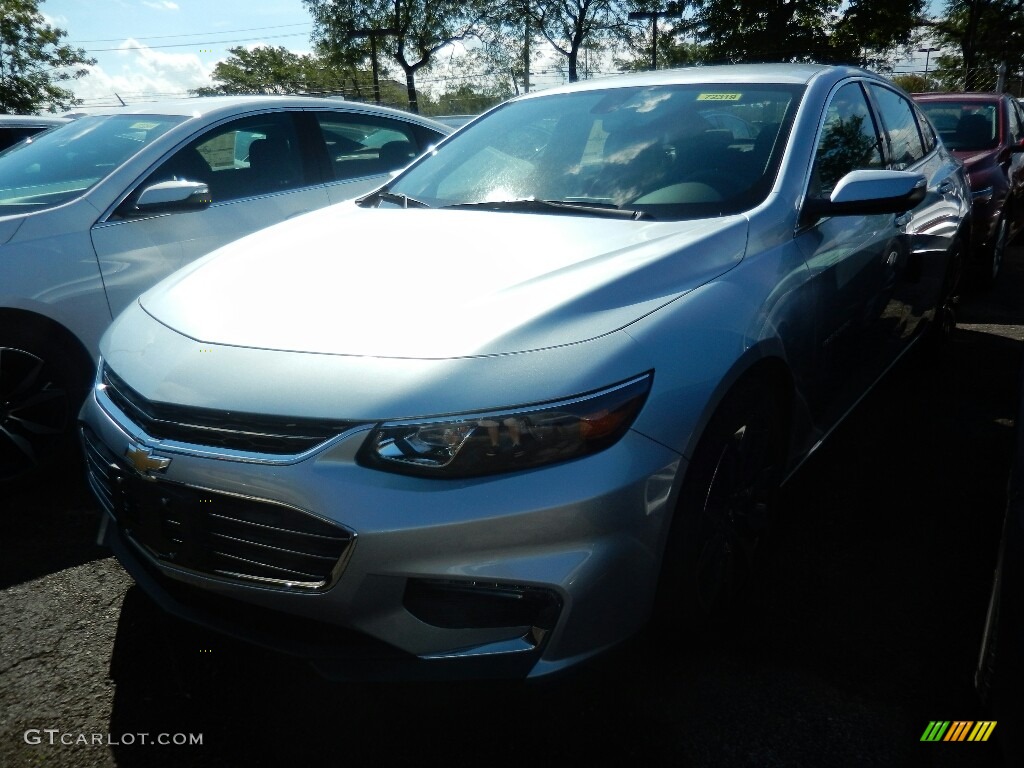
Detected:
[{"left": 920, "top": 721, "right": 997, "bottom": 742}]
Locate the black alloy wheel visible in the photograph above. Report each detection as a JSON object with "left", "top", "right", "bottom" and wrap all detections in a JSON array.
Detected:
[
  {"left": 0, "top": 340, "right": 80, "bottom": 483},
  {"left": 657, "top": 383, "right": 787, "bottom": 623}
]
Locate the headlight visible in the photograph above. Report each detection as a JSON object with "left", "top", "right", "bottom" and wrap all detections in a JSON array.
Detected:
[{"left": 358, "top": 373, "right": 653, "bottom": 478}]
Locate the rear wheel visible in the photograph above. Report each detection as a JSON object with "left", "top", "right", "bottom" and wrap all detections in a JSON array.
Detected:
[
  {"left": 0, "top": 329, "right": 88, "bottom": 484},
  {"left": 981, "top": 212, "right": 1008, "bottom": 286},
  {"left": 657, "top": 381, "right": 788, "bottom": 623}
]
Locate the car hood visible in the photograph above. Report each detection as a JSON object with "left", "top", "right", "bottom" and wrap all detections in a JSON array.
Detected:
[
  {"left": 953, "top": 148, "right": 999, "bottom": 171},
  {"left": 140, "top": 202, "right": 748, "bottom": 359}
]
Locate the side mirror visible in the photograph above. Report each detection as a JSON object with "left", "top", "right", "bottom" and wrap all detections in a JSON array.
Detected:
[
  {"left": 802, "top": 169, "right": 927, "bottom": 225},
  {"left": 131, "top": 180, "right": 212, "bottom": 215}
]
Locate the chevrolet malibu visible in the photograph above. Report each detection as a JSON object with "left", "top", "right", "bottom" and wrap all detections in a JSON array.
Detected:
[
  {"left": 81, "top": 65, "right": 969, "bottom": 680},
  {"left": 0, "top": 96, "right": 448, "bottom": 481}
]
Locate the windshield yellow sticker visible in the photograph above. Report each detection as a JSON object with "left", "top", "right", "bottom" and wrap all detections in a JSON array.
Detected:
[
  {"left": 130, "top": 121, "right": 160, "bottom": 130},
  {"left": 697, "top": 93, "right": 742, "bottom": 101}
]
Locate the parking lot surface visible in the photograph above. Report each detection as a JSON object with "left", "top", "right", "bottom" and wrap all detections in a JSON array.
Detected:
[{"left": 3, "top": 251, "right": 1023, "bottom": 767}]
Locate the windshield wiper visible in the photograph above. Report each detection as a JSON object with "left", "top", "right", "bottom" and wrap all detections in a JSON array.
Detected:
[
  {"left": 356, "top": 189, "right": 431, "bottom": 209},
  {"left": 442, "top": 199, "right": 653, "bottom": 220}
]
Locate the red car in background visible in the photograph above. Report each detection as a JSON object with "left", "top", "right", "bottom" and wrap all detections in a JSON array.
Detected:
[{"left": 915, "top": 92, "right": 1024, "bottom": 284}]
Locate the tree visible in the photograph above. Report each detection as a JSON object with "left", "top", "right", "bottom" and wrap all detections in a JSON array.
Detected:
[
  {"left": 891, "top": 72, "right": 933, "bottom": 92},
  {"left": 304, "top": 0, "right": 490, "bottom": 113},
  {"left": 691, "top": 0, "right": 923, "bottom": 66},
  {"left": 192, "top": 46, "right": 342, "bottom": 96},
  {"left": 933, "top": 0, "right": 1024, "bottom": 91},
  {"left": 0, "top": 0, "right": 94, "bottom": 114},
  {"left": 534, "top": 0, "right": 622, "bottom": 82},
  {"left": 615, "top": 1, "right": 707, "bottom": 71}
]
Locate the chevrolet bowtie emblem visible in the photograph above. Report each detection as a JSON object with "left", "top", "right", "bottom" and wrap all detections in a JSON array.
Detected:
[{"left": 125, "top": 443, "right": 171, "bottom": 476}]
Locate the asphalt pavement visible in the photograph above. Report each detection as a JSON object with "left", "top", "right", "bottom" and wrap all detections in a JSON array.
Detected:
[{"left": 2, "top": 249, "right": 1023, "bottom": 768}]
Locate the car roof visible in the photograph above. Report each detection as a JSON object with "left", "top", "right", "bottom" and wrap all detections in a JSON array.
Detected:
[
  {"left": 513, "top": 63, "right": 877, "bottom": 101},
  {"left": 76, "top": 95, "right": 450, "bottom": 131},
  {"left": 913, "top": 92, "right": 1006, "bottom": 103},
  {"left": 0, "top": 114, "right": 71, "bottom": 126}
]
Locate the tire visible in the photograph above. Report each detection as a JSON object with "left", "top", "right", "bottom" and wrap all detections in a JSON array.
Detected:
[
  {"left": 922, "top": 236, "right": 963, "bottom": 355},
  {"left": 0, "top": 327, "right": 89, "bottom": 484},
  {"left": 980, "top": 211, "right": 1008, "bottom": 287},
  {"left": 656, "top": 380, "right": 788, "bottom": 624}
]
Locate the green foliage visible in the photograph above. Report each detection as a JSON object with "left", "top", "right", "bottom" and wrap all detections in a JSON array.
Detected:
[
  {"left": 0, "top": 0, "right": 95, "bottom": 114},
  {"left": 689, "top": 0, "right": 922, "bottom": 65},
  {"left": 933, "top": 0, "right": 1024, "bottom": 91},
  {"left": 534, "top": 0, "right": 622, "bottom": 82},
  {"left": 192, "top": 46, "right": 343, "bottom": 96},
  {"left": 424, "top": 82, "right": 511, "bottom": 115},
  {"left": 304, "top": 0, "right": 489, "bottom": 112},
  {"left": 892, "top": 73, "right": 934, "bottom": 93}
]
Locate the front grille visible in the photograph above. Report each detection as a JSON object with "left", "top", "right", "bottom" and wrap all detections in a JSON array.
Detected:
[
  {"left": 100, "top": 364, "right": 360, "bottom": 455},
  {"left": 82, "top": 427, "right": 354, "bottom": 590}
]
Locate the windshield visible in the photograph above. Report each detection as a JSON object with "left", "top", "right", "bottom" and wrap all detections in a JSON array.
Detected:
[
  {"left": 918, "top": 101, "right": 998, "bottom": 151},
  {"left": 0, "top": 114, "right": 185, "bottom": 215},
  {"left": 387, "top": 83, "right": 803, "bottom": 220}
]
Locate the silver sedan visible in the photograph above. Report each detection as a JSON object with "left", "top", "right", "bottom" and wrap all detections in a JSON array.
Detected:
[
  {"left": 81, "top": 64, "right": 969, "bottom": 679},
  {"left": 0, "top": 96, "right": 448, "bottom": 481}
]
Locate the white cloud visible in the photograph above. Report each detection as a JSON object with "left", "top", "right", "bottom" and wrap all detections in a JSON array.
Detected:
[
  {"left": 142, "top": 1, "right": 180, "bottom": 10},
  {"left": 68, "top": 39, "right": 212, "bottom": 108}
]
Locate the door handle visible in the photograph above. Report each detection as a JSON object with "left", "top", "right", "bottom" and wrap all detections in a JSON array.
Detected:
[{"left": 937, "top": 180, "right": 956, "bottom": 194}]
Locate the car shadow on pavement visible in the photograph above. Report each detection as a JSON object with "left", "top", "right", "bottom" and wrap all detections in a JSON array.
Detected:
[{"left": 0, "top": 465, "right": 109, "bottom": 590}]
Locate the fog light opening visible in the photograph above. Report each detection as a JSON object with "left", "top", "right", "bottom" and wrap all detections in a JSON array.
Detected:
[{"left": 404, "top": 579, "right": 562, "bottom": 645}]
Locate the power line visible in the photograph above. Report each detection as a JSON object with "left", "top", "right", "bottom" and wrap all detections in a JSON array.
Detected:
[
  {"left": 81, "top": 32, "right": 310, "bottom": 53},
  {"left": 68, "top": 22, "right": 312, "bottom": 45}
]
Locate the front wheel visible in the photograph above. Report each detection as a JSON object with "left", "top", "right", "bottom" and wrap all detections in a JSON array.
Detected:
[
  {"left": 657, "top": 382, "right": 788, "bottom": 623},
  {"left": 0, "top": 331, "right": 88, "bottom": 484}
]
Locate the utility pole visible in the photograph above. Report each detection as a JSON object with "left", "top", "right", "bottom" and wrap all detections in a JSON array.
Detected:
[
  {"left": 524, "top": 1, "right": 530, "bottom": 93},
  {"left": 628, "top": 3, "right": 683, "bottom": 71},
  {"left": 918, "top": 46, "right": 940, "bottom": 81}
]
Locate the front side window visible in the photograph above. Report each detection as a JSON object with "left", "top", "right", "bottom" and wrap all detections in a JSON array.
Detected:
[
  {"left": 809, "top": 82, "right": 884, "bottom": 198},
  {"left": 386, "top": 83, "right": 803, "bottom": 220},
  {"left": 139, "top": 112, "right": 305, "bottom": 206},
  {"left": 867, "top": 85, "right": 926, "bottom": 169},
  {"left": 0, "top": 114, "right": 183, "bottom": 215}
]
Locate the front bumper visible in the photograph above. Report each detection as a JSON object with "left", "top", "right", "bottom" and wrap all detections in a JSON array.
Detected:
[{"left": 82, "top": 383, "right": 683, "bottom": 680}]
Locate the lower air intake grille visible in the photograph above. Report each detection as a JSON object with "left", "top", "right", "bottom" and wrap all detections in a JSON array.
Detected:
[{"left": 82, "top": 427, "right": 354, "bottom": 590}]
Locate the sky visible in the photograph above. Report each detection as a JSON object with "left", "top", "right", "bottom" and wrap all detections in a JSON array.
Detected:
[
  {"left": 41, "top": 0, "right": 944, "bottom": 111},
  {"left": 43, "top": 0, "right": 316, "bottom": 108}
]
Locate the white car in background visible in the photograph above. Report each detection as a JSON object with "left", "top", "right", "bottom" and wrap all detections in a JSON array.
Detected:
[{"left": 0, "top": 96, "right": 449, "bottom": 481}]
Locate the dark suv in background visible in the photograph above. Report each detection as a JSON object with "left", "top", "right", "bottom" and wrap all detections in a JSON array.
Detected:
[{"left": 914, "top": 92, "right": 1024, "bottom": 284}]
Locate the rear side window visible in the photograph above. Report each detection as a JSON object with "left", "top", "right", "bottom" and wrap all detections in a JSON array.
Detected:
[
  {"left": 867, "top": 85, "right": 926, "bottom": 169},
  {"left": 1009, "top": 99, "right": 1024, "bottom": 144},
  {"left": 913, "top": 104, "right": 937, "bottom": 153},
  {"left": 312, "top": 113, "right": 422, "bottom": 181}
]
